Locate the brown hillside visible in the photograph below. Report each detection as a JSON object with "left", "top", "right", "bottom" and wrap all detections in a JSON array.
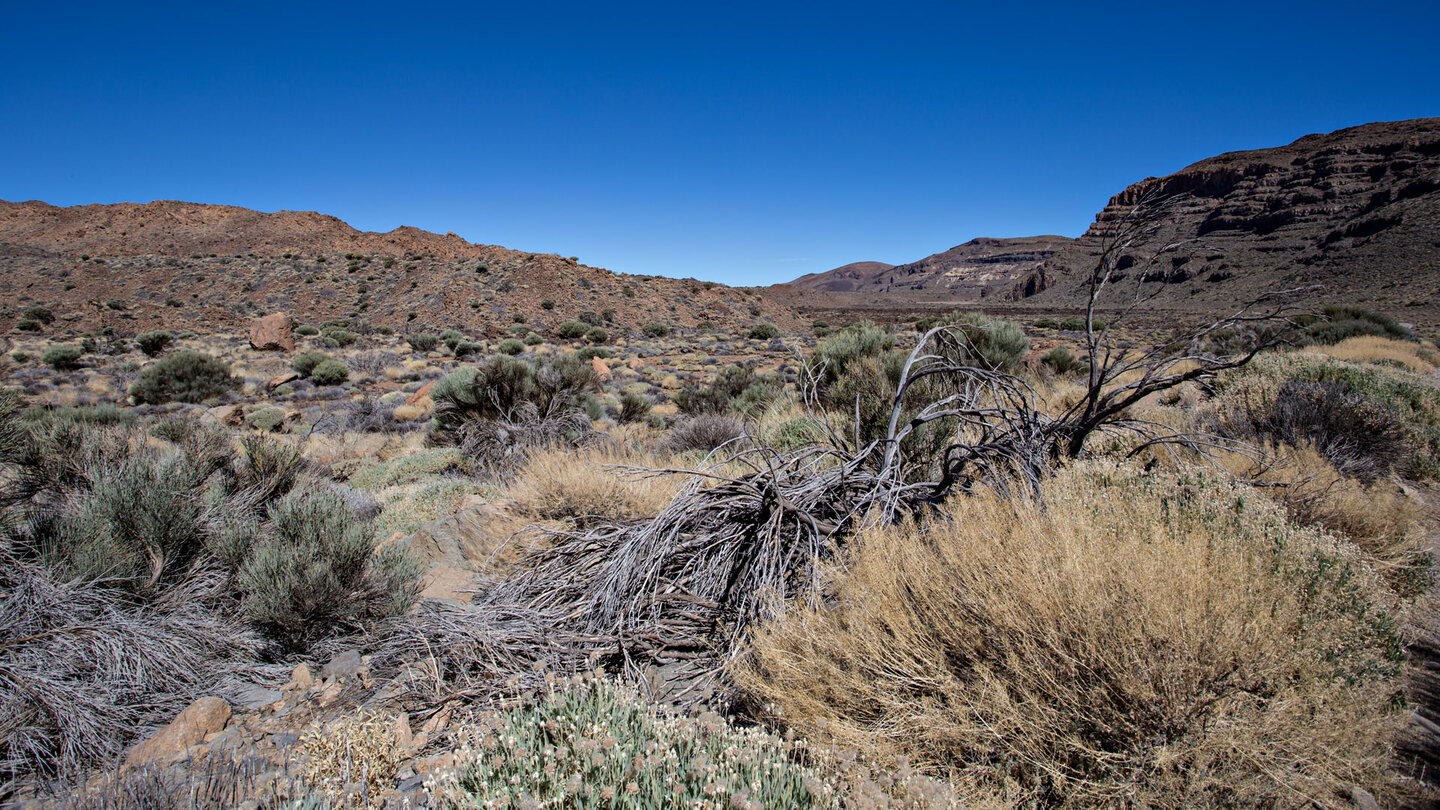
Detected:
[
  {"left": 788, "top": 261, "right": 895, "bottom": 292},
  {"left": 0, "top": 200, "right": 803, "bottom": 337}
]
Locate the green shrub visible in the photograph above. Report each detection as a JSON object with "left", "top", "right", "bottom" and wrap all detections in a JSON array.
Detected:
[
  {"left": 946, "top": 313, "right": 1029, "bottom": 372},
  {"left": 556, "top": 320, "right": 589, "bottom": 340},
  {"left": 1058, "top": 315, "right": 1105, "bottom": 332},
  {"left": 432, "top": 354, "right": 600, "bottom": 434},
  {"left": 407, "top": 332, "right": 439, "bottom": 352},
  {"left": 439, "top": 328, "right": 465, "bottom": 351},
  {"left": 583, "top": 327, "right": 609, "bottom": 344},
  {"left": 747, "top": 322, "right": 780, "bottom": 340},
  {"left": 453, "top": 340, "right": 484, "bottom": 357},
  {"left": 641, "top": 322, "right": 670, "bottom": 338},
  {"left": 10, "top": 351, "right": 29, "bottom": 364},
  {"left": 295, "top": 324, "right": 320, "bottom": 336},
  {"left": 42, "top": 344, "right": 83, "bottom": 370},
  {"left": 497, "top": 338, "right": 524, "bottom": 355},
  {"left": 1041, "top": 345, "right": 1077, "bottom": 374},
  {"left": 135, "top": 330, "right": 173, "bottom": 357},
  {"left": 1305, "top": 306, "right": 1416, "bottom": 345},
  {"left": 237, "top": 487, "right": 420, "bottom": 650},
  {"left": 576, "top": 346, "right": 613, "bottom": 360},
  {"left": 15, "top": 319, "right": 42, "bottom": 333},
  {"left": 308, "top": 359, "right": 350, "bottom": 386},
  {"left": 35, "top": 424, "right": 232, "bottom": 595},
  {"left": 618, "top": 391, "right": 652, "bottom": 423},
  {"left": 292, "top": 351, "right": 331, "bottom": 378},
  {"left": 541, "top": 298, "right": 556, "bottom": 310},
  {"left": 427, "top": 677, "right": 837, "bottom": 810},
  {"left": 523, "top": 331, "right": 544, "bottom": 346},
  {"left": 320, "top": 327, "right": 357, "bottom": 347},
  {"left": 129, "top": 351, "right": 238, "bottom": 404},
  {"left": 246, "top": 405, "right": 288, "bottom": 432},
  {"left": 22, "top": 305, "right": 54, "bottom": 325}
]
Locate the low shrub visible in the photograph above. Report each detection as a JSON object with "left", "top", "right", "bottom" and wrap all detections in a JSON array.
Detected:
[
  {"left": 556, "top": 319, "right": 589, "bottom": 340},
  {"left": 946, "top": 312, "right": 1029, "bottom": 372},
  {"left": 427, "top": 676, "right": 839, "bottom": 810},
  {"left": 662, "top": 413, "right": 747, "bottom": 454},
  {"left": 1058, "top": 315, "right": 1105, "bottom": 332},
  {"left": 237, "top": 487, "right": 421, "bottom": 650},
  {"left": 584, "top": 327, "right": 609, "bottom": 344},
  {"left": 1041, "top": 345, "right": 1076, "bottom": 374},
  {"left": 523, "top": 331, "right": 544, "bottom": 346},
  {"left": 320, "top": 327, "right": 357, "bottom": 347},
  {"left": 618, "top": 391, "right": 652, "bottom": 423},
  {"left": 22, "top": 305, "right": 54, "bottom": 325},
  {"left": 42, "top": 344, "right": 83, "bottom": 370},
  {"left": 295, "top": 324, "right": 319, "bottom": 336},
  {"left": 308, "top": 359, "right": 350, "bottom": 386},
  {"left": 135, "top": 330, "right": 173, "bottom": 357},
  {"left": 738, "top": 462, "right": 1406, "bottom": 807},
  {"left": 130, "top": 351, "right": 238, "bottom": 404},
  {"left": 291, "top": 351, "right": 330, "bottom": 378},
  {"left": 439, "top": 328, "right": 465, "bottom": 351},
  {"left": 1307, "top": 305, "right": 1415, "bottom": 345},
  {"left": 747, "top": 322, "right": 780, "bottom": 340},
  {"left": 15, "top": 319, "right": 42, "bottom": 332},
  {"left": 497, "top": 338, "right": 524, "bottom": 355},
  {"left": 576, "top": 346, "right": 612, "bottom": 360},
  {"left": 641, "top": 321, "right": 670, "bottom": 337},
  {"left": 407, "top": 332, "right": 439, "bottom": 352}
]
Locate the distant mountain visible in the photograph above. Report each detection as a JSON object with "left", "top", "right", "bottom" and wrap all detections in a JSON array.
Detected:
[
  {"left": 781, "top": 117, "right": 1440, "bottom": 328},
  {"left": 0, "top": 200, "right": 803, "bottom": 335},
  {"left": 788, "top": 262, "right": 895, "bottom": 292}
]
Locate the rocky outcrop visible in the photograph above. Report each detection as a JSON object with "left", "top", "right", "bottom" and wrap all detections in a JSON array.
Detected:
[
  {"left": 248, "top": 313, "right": 295, "bottom": 351},
  {"left": 123, "top": 696, "right": 231, "bottom": 768},
  {"left": 1024, "top": 117, "right": 1440, "bottom": 319},
  {"left": 780, "top": 117, "right": 1440, "bottom": 330}
]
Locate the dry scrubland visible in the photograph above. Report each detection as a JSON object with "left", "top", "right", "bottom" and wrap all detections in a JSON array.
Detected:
[{"left": 2, "top": 303, "right": 1440, "bottom": 809}]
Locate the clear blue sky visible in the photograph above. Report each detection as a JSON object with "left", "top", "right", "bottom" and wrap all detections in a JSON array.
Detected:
[{"left": 4, "top": 2, "right": 1437, "bottom": 286}]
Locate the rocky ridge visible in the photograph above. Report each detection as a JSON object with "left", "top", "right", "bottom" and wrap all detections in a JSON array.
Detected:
[
  {"left": 780, "top": 117, "right": 1440, "bottom": 329},
  {"left": 0, "top": 200, "right": 803, "bottom": 336}
]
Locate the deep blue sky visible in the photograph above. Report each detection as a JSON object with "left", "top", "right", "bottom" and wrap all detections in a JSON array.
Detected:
[{"left": 4, "top": 2, "right": 1437, "bottom": 285}]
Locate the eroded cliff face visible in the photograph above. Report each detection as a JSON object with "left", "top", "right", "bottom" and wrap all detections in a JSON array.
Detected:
[
  {"left": 788, "top": 237, "right": 1071, "bottom": 298},
  {"left": 1020, "top": 117, "right": 1440, "bottom": 313},
  {"left": 784, "top": 118, "right": 1440, "bottom": 327}
]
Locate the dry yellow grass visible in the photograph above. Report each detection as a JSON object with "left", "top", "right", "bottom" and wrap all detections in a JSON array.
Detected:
[
  {"left": 1307, "top": 336, "right": 1437, "bottom": 374},
  {"left": 1215, "top": 442, "right": 1430, "bottom": 595},
  {"left": 507, "top": 440, "right": 685, "bottom": 526},
  {"left": 737, "top": 462, "right": 1406, "bottom": 808}
]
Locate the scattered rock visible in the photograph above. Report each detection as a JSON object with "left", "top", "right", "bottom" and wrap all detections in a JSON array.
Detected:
[
  {"left": 267, "top": 371, "right": 300, "bottom": 390},
  {"left": 284, "top": 663, "right": 314, "bottom": 692},
  {"left": 591, "top": 356, "right": 612, "bottom": 381},
  {"left": 406, "top": 380, "right": 436, "bottom": 405},
  {"left": 234, "top": 684, "right": 283, "bottom": 711},
  {"left": 248, "top": 313, "right": 295, "bottom": 352},
  {"left": 321, "top": 649, "right": 364, "bottom": 682},
  {"left": 269, "top": 733, "right": 300, "bottom": 751},
  {"left": 392, "top": 712, "right": 414, "bottom": 752},
  {"left": 1349, "top": 786, "right": 1380, "bottom": 810},
  {"left": 203, "top": 404, "right": 244, "bottom": 427},
  {"left": 124, "top": 696, "right": 231, "bottom": 768}
]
